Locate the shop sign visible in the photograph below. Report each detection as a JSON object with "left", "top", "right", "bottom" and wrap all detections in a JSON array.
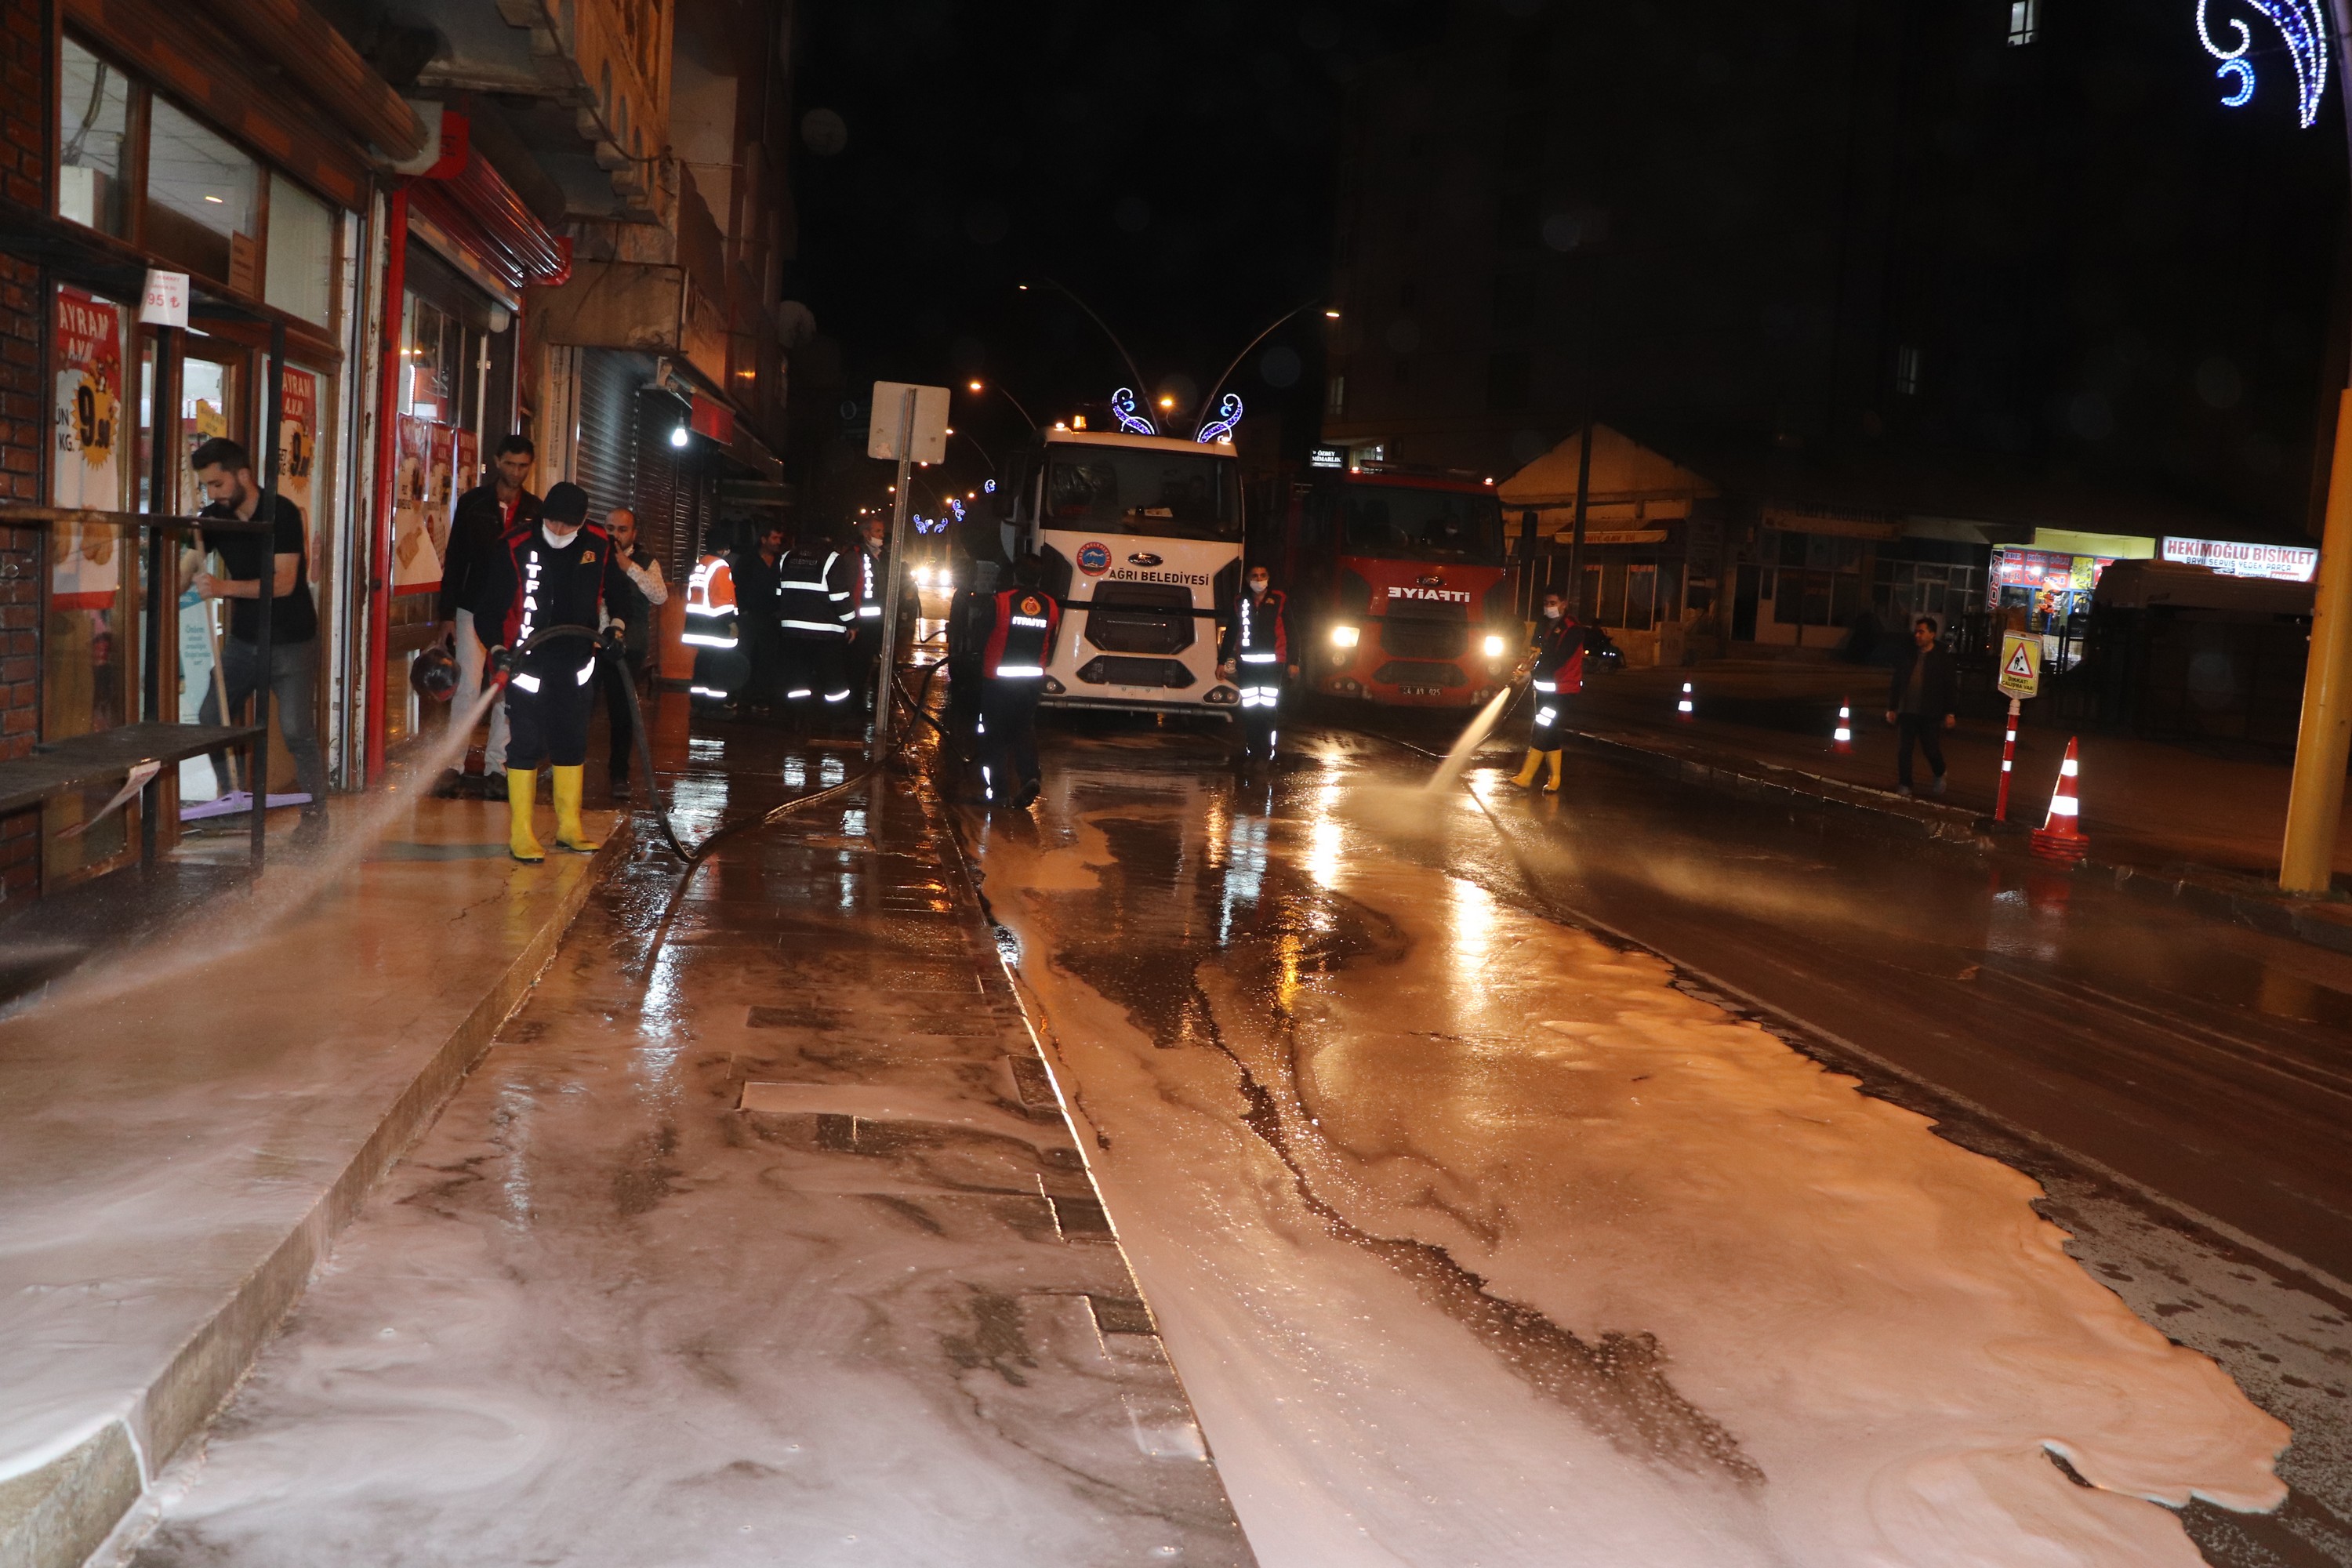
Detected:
[
  {"left": 2160, "top": 535, "right": 2318, "bottom": 582},
  {"left": 1991, "top": 546, "right": 2115, "bottom": 593},
  {"left": 50, "top": 288, "right": 124, "bottom": 608},
  {"left": 278, "top": 366, "right": 319, "bottom": 564}
]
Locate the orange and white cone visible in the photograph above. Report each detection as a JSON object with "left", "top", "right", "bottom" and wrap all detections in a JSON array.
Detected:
[
  {"left": 2030, "top": 736, "right": 2088, "bottom": 866},
  {"left": 1832, "top": 702, "right": 1853, "bottom": 754},
  {"left": 1676, "top": 681, "right": 1695, "bottom": 719}
]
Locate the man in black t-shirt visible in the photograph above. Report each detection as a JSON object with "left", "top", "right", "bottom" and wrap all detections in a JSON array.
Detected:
[{"left": 186, "top": 436, "right": 328, "bottom": 839}]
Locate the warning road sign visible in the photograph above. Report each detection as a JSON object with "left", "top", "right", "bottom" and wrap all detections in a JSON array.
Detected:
[{"left": 1998, "top": 632, "right": 2042, "bottom": 699}]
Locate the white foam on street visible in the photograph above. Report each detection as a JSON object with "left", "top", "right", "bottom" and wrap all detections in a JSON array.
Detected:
[{"left": 975, "top": 772, "right": 2289, "bottom": 1567}]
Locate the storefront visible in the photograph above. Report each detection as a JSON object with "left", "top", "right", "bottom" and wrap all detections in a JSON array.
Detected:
[
  {"left": 1987, "top": 530, "right": 2157, "bottom": 631},
  {"left": 365, "top": 141, "right": 566, "bottom": 775},
  {"left": 33, "top": 26, "right": 370, "bottom": 884}
]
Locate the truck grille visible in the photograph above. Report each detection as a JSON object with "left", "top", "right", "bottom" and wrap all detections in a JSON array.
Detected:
[
  {"left": 1076, "top": 655, "right": 1197, "bottom": 689},
  {"left": 1081, "top": 584, "right": 1196, "bottom": 655}
]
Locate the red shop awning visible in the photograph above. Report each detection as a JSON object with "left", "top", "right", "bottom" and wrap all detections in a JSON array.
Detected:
[{"left": 408, "top": 121, "right": 570, "bottom": 295}]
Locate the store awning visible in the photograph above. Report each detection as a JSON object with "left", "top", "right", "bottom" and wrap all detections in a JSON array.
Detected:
[{"left": 409, "top": 133, "right": 570, "bottom": 296}]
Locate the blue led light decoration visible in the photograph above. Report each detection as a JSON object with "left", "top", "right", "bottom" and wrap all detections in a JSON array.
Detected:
[
  {"left": 1195, "top": 393, "right": 1244, "bottom": 445},
  {"left": 984, "top": 479, "right": 997, "bottom": 494},
  {"left": 1110, "top": 387, "right": 1158, "bottom": 437},
  {"left": 2197, "top": 0, "right": 2328, "bottom": 125}
]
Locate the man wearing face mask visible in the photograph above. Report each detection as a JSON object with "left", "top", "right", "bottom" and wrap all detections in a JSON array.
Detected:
[
  {"left": 472, "top": 482, "right": 614, "bottom": 862},
  {"left": 1218, "top": 563, "right": 1296, "bottom": 767},
  {"left": 1509, "top": 588, "right": 1583, "bottom": 793}
]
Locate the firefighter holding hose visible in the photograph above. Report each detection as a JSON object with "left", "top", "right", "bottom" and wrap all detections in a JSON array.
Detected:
[
  {"left": 1509, "top": 588, "right": 1583, "bottom": 794},
  {"left": 473, "top": 481, "right": 617, "bottom": 862}
]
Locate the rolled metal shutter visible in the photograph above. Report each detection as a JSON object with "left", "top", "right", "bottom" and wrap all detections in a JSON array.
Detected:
[
  {"left": 637, "top": 390, "right": 706, "bottom": 584},
  {"left": 572, "top": 350, "right": 641, "bottom": 527}
]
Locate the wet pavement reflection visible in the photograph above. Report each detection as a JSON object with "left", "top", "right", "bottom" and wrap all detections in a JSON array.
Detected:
[
  {"left": 960, "top": 710, "right": 2350, "bottom": 1568},
  {"left": 125, "top": 713, "right": 1252, "bottom": 1568}
]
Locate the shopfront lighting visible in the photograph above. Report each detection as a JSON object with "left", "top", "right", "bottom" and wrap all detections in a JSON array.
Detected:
[{"left": 670, "top": 426, "right": 689, "bottom": 448}]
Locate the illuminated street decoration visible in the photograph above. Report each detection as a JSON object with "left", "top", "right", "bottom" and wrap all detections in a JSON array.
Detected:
[
  {"left": 1196, "top": 392, "right": 1243, "bottom": 445},
  {"left": 984, "top": 478, "right": 996, "bottom": 493},
  {"left": 1110, "top": 387, "right": 1157, "bottom": 436},
  {"left": 2195, "top": 0, "right": 2327, "bottom": 126}
]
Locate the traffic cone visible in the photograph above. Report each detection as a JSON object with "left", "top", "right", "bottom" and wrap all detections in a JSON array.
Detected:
[
  {"left": 2030, "top": 736, "right": 2088, "bottom": 866},
  {"left": 1832, "top": 701, "right": 1853, "bottom": 753},
  {"left": 1676, "top": 681, "right": 1694, "bottom": 719}
]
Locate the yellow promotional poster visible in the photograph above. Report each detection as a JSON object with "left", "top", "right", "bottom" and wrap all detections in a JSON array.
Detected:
[{"left": 49, "top": 287, "right": 122, "bottom": 609}]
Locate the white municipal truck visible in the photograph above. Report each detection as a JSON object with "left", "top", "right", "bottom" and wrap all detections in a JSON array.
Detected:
[{"left": 1005, "top": 426, "right": 1246, "bottom": 717}]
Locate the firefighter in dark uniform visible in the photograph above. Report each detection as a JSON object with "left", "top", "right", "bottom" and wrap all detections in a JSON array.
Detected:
[
  {"left": 977, "top": 554, "right": 1061, "bottom": 808},
  {"left": 1511, "top": 587, "right": 1584, "bottom": 794},
  {"left": 1218, "top": 562, "right": 1296, "bottom": 766},
  {"left": 472, "top": 481, "right": 615, "bottom": 862},
  {"left": 772, "top": 527, "right": 858, "bottom": 724}
]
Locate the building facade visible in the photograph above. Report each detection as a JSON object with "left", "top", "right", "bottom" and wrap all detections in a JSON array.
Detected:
[{"left": 0, "top": 0, "right": 800, "bottom": 902}]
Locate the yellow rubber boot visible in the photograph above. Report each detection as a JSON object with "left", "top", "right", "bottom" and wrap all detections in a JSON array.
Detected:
[
  {"left": 552, "top": 764, "right": 600, "bottom": 853},
  {"left": 1511, "top": 748, "right": 1543, "bottom": 787},
  {"left": 506, "top": 768, "right": 544, "bottom": 863},
  {"left": 1543, "top": 750, "right": 1564, "bottom": 793}
]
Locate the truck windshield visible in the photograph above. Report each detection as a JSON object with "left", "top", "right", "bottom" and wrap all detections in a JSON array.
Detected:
[
  {"left": 1339, "top": 485, "right": 1504, "bottom": 563},
  {"left": 1044, "top": 447, "right": 1241, "bottom": 542}
]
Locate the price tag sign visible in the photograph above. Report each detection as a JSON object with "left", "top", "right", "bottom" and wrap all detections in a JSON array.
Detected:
[
  {"left": 139, "top": 270, "right": 188, "bottom": 328},
  {"left": 1998, "top": 631, "right": 2042, "bottom": 700}
]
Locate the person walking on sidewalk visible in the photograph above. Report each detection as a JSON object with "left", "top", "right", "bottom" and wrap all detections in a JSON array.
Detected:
[
  {"left": 977, "top": 554, "right": 1061, "bottom": 809},
  {"left": 1886, "top": 615, "right": 1957, "bottom": 797},
  {"left": 1508, "top": 589, "right": 1583, "bottom": 794},
  {"left": 187, "top": 437, "right": 329, "bottom": 844},
  {"left": 473, "top": 482, "right": 612, "bottom": 863},
  {"left": 599, "top": 507, "right": 666, "bottom": 800},
  {"left": 437, "top": 435, "right": 539, "bottom": 797},
  {"left": 1218, "top": 563, "right": 1296, "bottom": 768}
]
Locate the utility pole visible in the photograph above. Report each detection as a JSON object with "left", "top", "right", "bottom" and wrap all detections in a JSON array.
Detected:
[
  {"left": 871, "top": 384, "right": 916, "bottom": 763},
  {"left": 2276, "top": 2, "right": 2352, "bottom": 893}
]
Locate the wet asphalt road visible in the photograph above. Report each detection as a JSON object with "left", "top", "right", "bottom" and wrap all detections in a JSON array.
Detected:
[{"left": 991, "top": 701, "right": 2352, "bottom": 1566}]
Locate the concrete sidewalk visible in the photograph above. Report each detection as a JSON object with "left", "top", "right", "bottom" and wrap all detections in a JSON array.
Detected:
[
  {"left": 106, "top": 720, "right": 1250, "bottom": 1566},
  {"left": 0, "top": 793, "right": 621, "bottom": 1568},
  {"left": 1550, "top": 661, "right": 2352, "bottom": 946}
]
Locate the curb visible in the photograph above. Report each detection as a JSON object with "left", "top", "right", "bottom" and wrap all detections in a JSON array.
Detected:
[
  {"left": 1561, "top": 724, "right": 2352, "bottom": 958},
  {"left": 1, "top": 820, "right": 634, "bottom": 1568}
]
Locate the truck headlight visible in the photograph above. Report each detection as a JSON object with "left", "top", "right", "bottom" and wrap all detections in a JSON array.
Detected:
[
  {"left": 1483, "top": 633, "right": 1507, "bottom": 658},
  {"left": 911, "top": 565, "right": 932, "bottom": 586},
  {"left": 1330, "top": 625, "right": 1359, "bottom": 648}
]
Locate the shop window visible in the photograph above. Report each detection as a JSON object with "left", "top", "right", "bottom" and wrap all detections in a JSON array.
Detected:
[
  {"left": 57, "top": 37, "right": 131, "bottom": 238},
  {"left": 144, "top": 96, "right": 260, "bottom": 291},
  {"left": 1624, "top": 563, "right": 1657, "bottom": 630},
  {"left": 264, "top": 174, "right": 336, "bottom": 328}
]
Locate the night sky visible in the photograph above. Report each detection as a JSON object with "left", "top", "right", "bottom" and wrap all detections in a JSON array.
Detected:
[{"left": 787, "top": 0, "right": 1431, "bottom": 505}]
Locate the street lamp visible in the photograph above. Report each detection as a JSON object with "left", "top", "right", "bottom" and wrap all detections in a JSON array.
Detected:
[{"left": 963, "top": 376, "right": 1039, "bottom": 434}]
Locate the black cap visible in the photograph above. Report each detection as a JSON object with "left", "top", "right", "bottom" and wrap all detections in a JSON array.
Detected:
[{"left": 543, "top": 481, "right": 590, "bottom": 524}]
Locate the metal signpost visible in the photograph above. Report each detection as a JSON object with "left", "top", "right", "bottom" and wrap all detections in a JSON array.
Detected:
[
  {"left": 1994, "top": 631, "right": 2042, "bottom": 822},
  {"left": 866, "top": 381, "right": 950, "bottom": 760}
]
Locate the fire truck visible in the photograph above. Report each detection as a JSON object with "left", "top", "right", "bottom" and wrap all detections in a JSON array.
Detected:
[{"left": 1248, "top": 463, "right": 1517, "bottom": 708}]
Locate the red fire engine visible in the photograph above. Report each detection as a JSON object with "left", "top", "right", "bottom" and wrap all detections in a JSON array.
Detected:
[{"left": 1248, "top": 463, "right": 1519, "bottom": 708}]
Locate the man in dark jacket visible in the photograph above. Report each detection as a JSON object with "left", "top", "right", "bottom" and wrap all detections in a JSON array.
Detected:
[
  {"left": 1886, "top": 615, "right": 1958, "bottom": 797},
  {"left": 599, "top": 508, "right": 667, "bottom": 800},
  {"left": 437, "top": 434, "right": 539, "bottom": 795}
]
